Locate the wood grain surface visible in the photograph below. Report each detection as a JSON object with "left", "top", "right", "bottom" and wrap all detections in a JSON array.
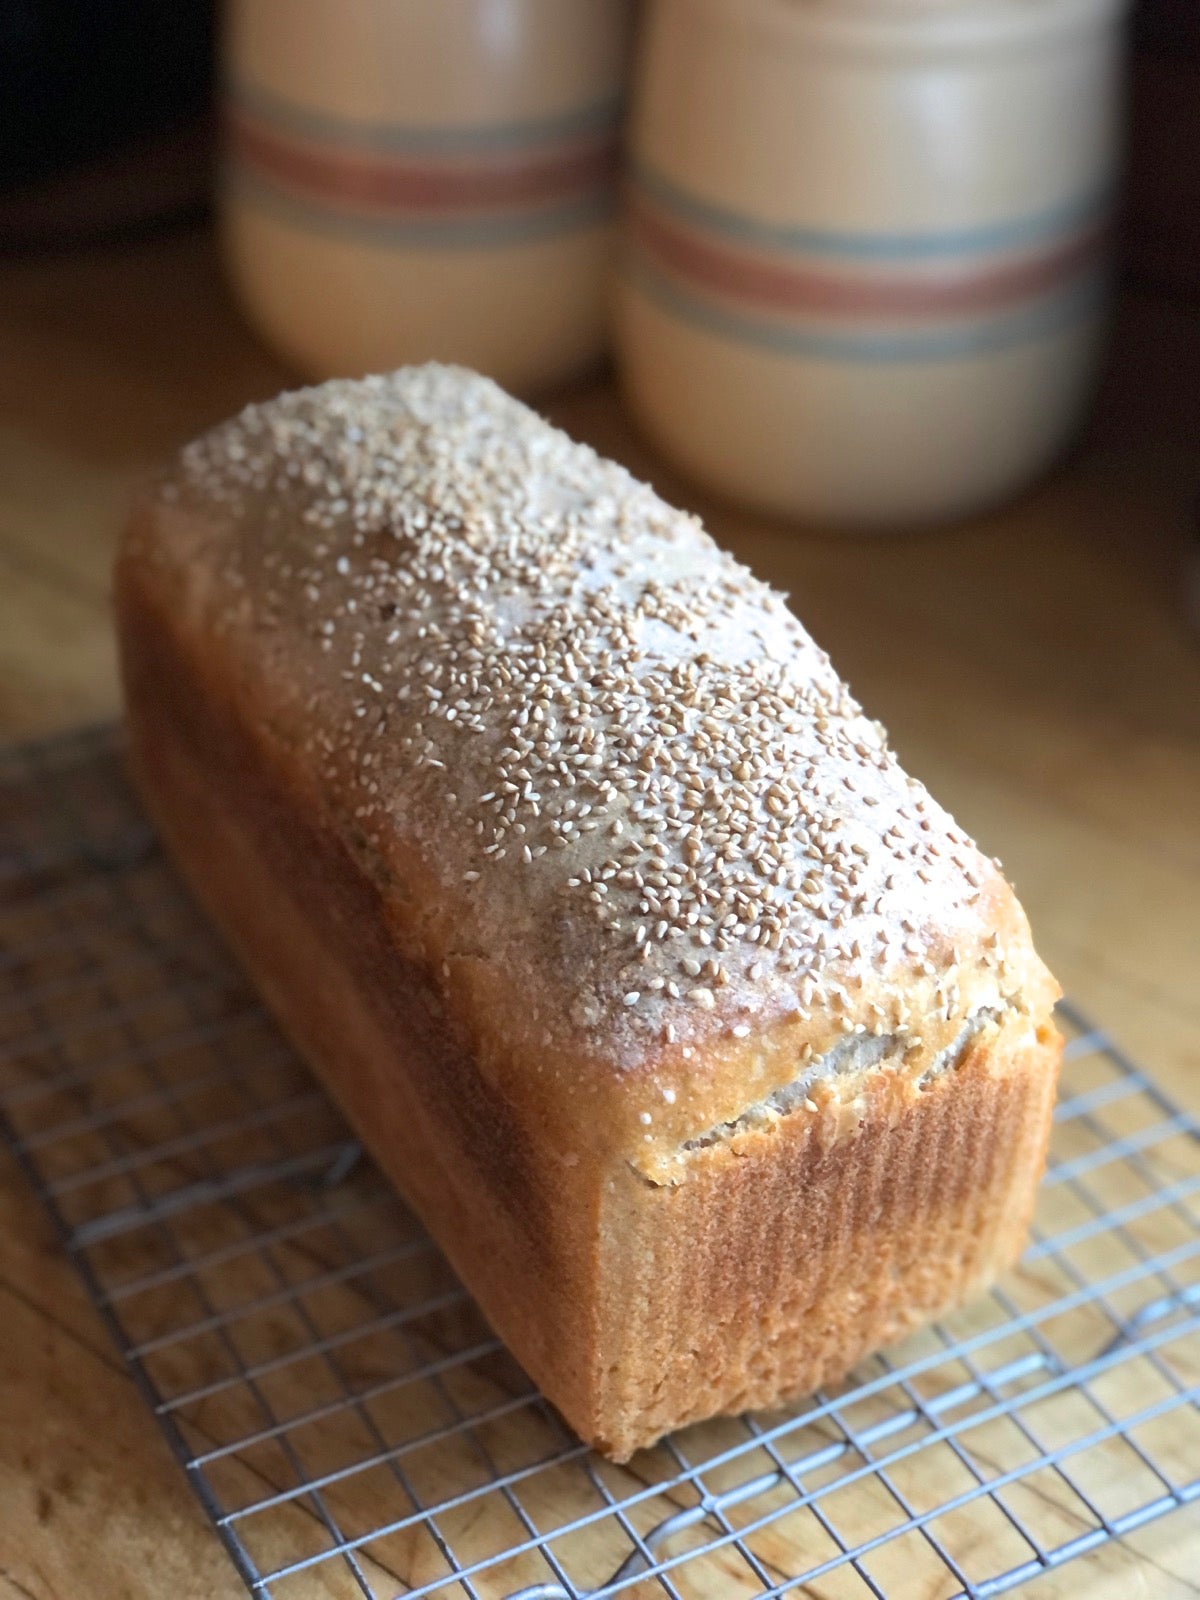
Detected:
[{"left": 0, "top": 229, "right": 1197, "bottom": 1599}]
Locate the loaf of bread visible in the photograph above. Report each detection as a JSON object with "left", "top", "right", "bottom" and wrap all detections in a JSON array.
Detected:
[{"left": 116, "top": 365, "right": 1061, "bottom": 1460}]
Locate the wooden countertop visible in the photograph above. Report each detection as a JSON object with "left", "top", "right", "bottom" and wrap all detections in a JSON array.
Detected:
[{"left": 0, "top": 229, "right": 1197, "bottom": 1600}]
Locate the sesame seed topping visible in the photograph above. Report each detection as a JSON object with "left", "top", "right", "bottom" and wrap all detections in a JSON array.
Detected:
[{"left": 162, "top": 364, "right": 1004, "bottom": 1067}]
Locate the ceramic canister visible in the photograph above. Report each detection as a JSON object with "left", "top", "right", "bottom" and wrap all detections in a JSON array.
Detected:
[
  {"left": 615, "top": 0, "right": 1131, "bottom": 526},
  {"left": 222, "top": 0, "right": 634, "bottom": 393}
]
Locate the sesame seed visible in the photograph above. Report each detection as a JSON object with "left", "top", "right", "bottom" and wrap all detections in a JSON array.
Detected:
[{"left": 170, "top": 364, "right": 999, "bottom": 1063}]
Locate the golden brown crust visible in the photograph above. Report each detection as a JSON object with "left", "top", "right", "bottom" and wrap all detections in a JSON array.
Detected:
[
  {"left": 117, "top": 546, "right": 1060, "bottom": 1461},
  {"left": 117, "top": 579, "right": 601, "bottom": 1413},
  {"left": 591, "top": 1019, "right": 1058, "bottom": 1458},
  {"left": 115, "top": 368, "right": 1063, "bottom": 1457}
]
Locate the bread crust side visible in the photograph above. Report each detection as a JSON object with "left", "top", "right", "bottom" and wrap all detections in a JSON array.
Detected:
[
  {"left": 589, "top": 1013, "right": 1059, "bottom": 1458},
  {"left": 117, "top": 568, "right": 606, "bottom": 1425},
  {"left": 117, "top": 527, "right": 1061, "bottom": 1462}
]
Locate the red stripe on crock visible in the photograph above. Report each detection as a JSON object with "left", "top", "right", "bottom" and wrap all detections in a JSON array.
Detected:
[
  {"left": 629, "top": 196, "right": 1107, "bottom": 319},
  {"left": 228, "top": 111, "right": 619, "bottom": 214}
]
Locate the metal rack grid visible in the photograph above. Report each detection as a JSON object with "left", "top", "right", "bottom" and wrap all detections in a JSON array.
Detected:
[{"left": 1, "top": 722, "right": 1197, "bottom": 1600}]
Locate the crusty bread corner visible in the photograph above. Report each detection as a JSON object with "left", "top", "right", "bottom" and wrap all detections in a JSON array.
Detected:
[
  {"left": 589, "top": 1008, "right": 1060, "bottom": 1459},
  {"left": 116, "top": 365, "right": 1062, "bottom": 1457}
]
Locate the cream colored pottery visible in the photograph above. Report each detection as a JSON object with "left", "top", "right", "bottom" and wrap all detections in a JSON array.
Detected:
[
  {"left": 222, "top": 0, "right": 633, "bottom": 393},
  {"left": 615, "top": 0, "right": 1130, "bottom": 526}
]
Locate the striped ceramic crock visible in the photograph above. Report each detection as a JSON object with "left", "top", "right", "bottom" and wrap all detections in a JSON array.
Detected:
[
  {"left": 616, "top": 0, "right": 1131, "bottom": 526},
  {"left": 225, "top": 81, "right": 623, "bottom": 251},
  {"left": 221, "top": 0, "right": 633, "bottom": 391}
]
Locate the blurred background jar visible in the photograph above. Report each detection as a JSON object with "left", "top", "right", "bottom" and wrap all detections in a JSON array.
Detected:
[
  {"left": 221, "top": 0, "right": 633, "bottom": 394},
  {"left": 615, "top": 0, "right": 1132, "bottom": 527}
]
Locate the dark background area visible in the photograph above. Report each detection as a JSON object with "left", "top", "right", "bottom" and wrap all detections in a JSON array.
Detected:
[{"left": 1, "top": 0, "right": 212, "bottom": 187}]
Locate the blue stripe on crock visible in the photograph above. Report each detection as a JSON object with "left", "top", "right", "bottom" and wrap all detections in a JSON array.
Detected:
[
  {"left": 227, "top": 77, "right": 625, "bottom": 155},
  {"left": 631, "top": 163, "right": 1112, "bottom": 263}
]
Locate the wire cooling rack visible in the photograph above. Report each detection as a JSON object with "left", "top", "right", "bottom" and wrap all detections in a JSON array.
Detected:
[{"left": 1, "top": 724, "right": 1197, "bottom": 1600}]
